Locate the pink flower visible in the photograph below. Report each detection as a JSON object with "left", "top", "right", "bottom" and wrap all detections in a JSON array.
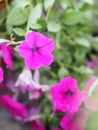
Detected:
[
  {"left": 18, "top": 31, "right": 54, "bottom": 69},
  {"left": 50, "top": 77, "right": 83, "bottom": 113},
  {"left": 0, "top": 67, "right": 4, "bottom": 83},
  {"left": 0, "top": 43, "right": 14, "bottom": 70},
  {"left": 82, "top": 76, "right": 98, "bottom": 111},
  {"left": 60, "top": 109, "right": 88, "bottom": 130},
  {"left": 0, "top": 94, "right": 27, "bottom": 121}
]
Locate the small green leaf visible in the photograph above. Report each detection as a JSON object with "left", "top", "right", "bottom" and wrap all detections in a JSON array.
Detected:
[
  {"left": 29, "top": 4, "right": 42, "bottom": 24},
  {"left": 47, "top": 21, "right": 61, "bottom": 32},
  {"left": 30, "top": 23, "right": 42, "bottom": 30},
  {"left": 75, "top": 37, "right": 90, "bottom": 47},
  {"left": 6, "top": 7, "right": 27, "bottom": 25},
  {"left": 61, "top": 10, "right": 84, "bottom": 25},
  {"left": 13, "top": 28, "right": 25, "bottom": 36},
  {"left": 58, "top": 68, "right": 69, "bottom": 79},
  {"left": 60, "top": 0, "right": 72, "bottom": 9},
  {"left": 44, "top": 0, "right": 55, "bottom": 10},
  {"left": 11, "top": 0, "right": 31, "bottom": 8}
]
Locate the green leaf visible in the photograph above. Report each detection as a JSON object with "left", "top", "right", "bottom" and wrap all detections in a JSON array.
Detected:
[
  {"left": 61, "top": 10, "right": 84, "bottom": 25},
  {"left": 47, "top": 21, "right": 61, "bottom": 32},
  {"left": 60, "top": 0, "right": 72, "bottom": 9},
  {"left": 78, "top": 66, "right": 93, "bottom": 74},
  {"left": 13, "top": 28, "right": 25, "bottom": 36},
  {"left": 0, "top": 9, "right": 6, "bottom": 25},
  {"left": 6, "top": 7, "right": 27, "bottom": 25},
  {"left": 11, "top": 0, "right": 31, "bottom": 8},
  {"left": 30, "top": 23, "right": 42, "bottom": 30},
  {"left": 29, "top": 4, "right": 42, "bottom": 24},
  {"left": 88, "top": 79, "right": 98, "bottom": 97},
  {"left": 75, "top": 37, "right": 90, "bottom": 47},
  {"left": 44, "top": 0, "right": 55, "bottom": 10},
  {"left": 58, "top": 68, "right": 69, "bottom": 79}
]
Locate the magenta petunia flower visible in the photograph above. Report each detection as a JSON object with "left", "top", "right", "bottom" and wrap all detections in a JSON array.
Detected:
[
  {"left": 0, "top": 94, "right": 27, "bottom": 121},
  {"left": 60, "top": 109, "right": 88, "bottom": 130},
  {"left": 50, "top": 77, "right": 83, "bottom": 113},
  {"left": 0, "top": 43, "right": 14, "bottom": 70},
  {"left": 0, "top": 67, "right": 4, "bottom": 83},
  {"left": 18, "top": 31, "right": 54, "bottom": 69}
]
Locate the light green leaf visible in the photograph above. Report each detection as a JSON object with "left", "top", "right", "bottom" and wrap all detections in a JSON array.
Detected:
[
  {"left": 6, "top": 7, "right": 27, "bottom": 25},
  {"left": 13, "top": 28, "right": 25, "bottom": 36},
  {"left": 60, "top": 0, "right": 72, "bottom": 9},
  {"left": 61, "top": 10, "right": 84, "bottom": 25},
  {"left": 30, "top": 23, "right": 42, "bottom": 30},
  {"left": 11, "top": 0, "right": 31, "bottom": 7},
  {"left": 47, "top": 21, "right": 61, "bottom": 32},
  {"left": 29, "top": 4, "right": 42, "bottom": 24},
  {"left": 75, "top": 37, "right": 90, "bottom": 47},
  {"left": 44, "top": 0, "right": 55, "bottom": 10},
  {"left": 58, "top": 68, "right": 69, "bottom": 79}
]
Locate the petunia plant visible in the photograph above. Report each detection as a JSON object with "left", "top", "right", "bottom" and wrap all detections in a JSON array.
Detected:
[{"left": 0, "top": 0, "right": 98, "bottom": 130}]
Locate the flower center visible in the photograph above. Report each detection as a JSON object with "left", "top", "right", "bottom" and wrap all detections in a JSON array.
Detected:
[
  {"left": 65, "top": 90, "right": 73, "bottom": 96},
  {"left": 32, "top": 46, "right": 39, "bottom": 52}
]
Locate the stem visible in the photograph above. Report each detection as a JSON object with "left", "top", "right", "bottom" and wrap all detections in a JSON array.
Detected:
[
  {"left": 46, "top": 6, "right": 52, "bottom": 20},
  {"left": 5, "top": 0, "right": 10, "bottom": 12}
]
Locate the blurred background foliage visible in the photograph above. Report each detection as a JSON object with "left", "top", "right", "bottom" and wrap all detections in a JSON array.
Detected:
[{"left": 0, "top": 0, "right": 98, "bottom": 89}]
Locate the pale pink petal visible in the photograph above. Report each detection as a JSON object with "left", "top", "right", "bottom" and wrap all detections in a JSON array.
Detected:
[
  {"left": 33, "top": 69, "right": 40, "bottom": 84},
  {"left": 82, "top": 77, "right": 98, "bottom": 111}
]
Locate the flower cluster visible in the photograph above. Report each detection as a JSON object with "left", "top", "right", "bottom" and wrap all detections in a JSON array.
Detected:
[{"left": 0, "top": 31, "right": 98, "bottom": 130}]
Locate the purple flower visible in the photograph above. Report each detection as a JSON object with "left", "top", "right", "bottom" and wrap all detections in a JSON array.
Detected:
[
  {"left": 60, "top": 109, "right": 88, "bottom": 130},
  {"left": 0, "top": 67, "right": 4, "bottom": 83},
  {"left": 0, "top": 42, "right": 14, "bottom": 70},
  {"left": 15, "top": 67, "right": 49, "bottom": 99},
  {"left": 18, "top": 31, "right": 54, "bottom": 69},
  {"left": 0, "top": 94, "right": 27, "bottom": 121},
  {"left": 50, "top": 77, "right": 83, "bottom": 113}
]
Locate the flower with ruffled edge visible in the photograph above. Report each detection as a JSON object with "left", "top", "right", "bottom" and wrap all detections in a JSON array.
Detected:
[
  {"left": 15, "top": 67, "right": 49, "bottom": 99},
  {"left": 18, "top": 31, "right": 54, "bottom": 69},
  {"left": 50, "top": 77, "right": 83, "bottom": 113}
]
